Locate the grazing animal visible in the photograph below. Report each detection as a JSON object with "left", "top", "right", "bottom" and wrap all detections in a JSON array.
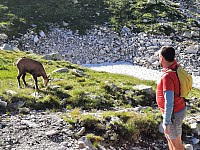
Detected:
[{"left": 16, "top": 57, "right": 49, "bottom": 90}]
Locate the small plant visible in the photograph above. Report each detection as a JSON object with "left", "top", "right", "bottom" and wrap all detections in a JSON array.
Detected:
[
  {"left": 80, "top": 114, "right": 100, "bottom": 129},
  {"left": 142, "top": 13, "right": 154, "bottom": 20},
  {"left": 64, "top": 85, "right": 73, "bottom": 90},
  {"left": 86, "top": 133, "right": 104, "bottom": 147},
  {"left": 62, "top": 108, "right": 81, "bottom": 124},
  {"left": 70, "top": 107, "right": 81, "bottom": 118},
  {"left": 6, "top": 111, "right": 10, "bottom": 115},
  {"left": 38, "top": 95, "right": 60, "bottom": 109}
]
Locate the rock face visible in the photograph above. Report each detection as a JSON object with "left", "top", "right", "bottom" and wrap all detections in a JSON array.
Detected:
[{"left": 6, "top": 25, "right": 199, "bottom": 77}]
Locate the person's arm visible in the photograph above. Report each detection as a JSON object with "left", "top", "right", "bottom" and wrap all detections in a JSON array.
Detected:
[{"left": 163, "top": 90, "right": 174, "bottom": 126}]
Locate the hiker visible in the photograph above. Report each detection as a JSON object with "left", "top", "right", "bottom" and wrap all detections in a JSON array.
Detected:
[{"left": 156, "top": 46, "right": 186, "bottom": 150}]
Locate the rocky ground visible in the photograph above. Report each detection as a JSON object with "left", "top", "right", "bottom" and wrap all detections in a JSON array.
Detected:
[
  {"left": 0, "top": 107, "right": 200, "bottom": 150},
  {"left": 0, "top": 110, "right": 166, "bottom": 150},
  {"left": 0, "top": 111, "right": 80, "bottom": 150},
  {"left": 1, "top": 24, "right": 199, "bottom": 77}
]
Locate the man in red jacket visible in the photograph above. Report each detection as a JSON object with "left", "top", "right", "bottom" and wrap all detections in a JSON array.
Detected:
[{"left": 156, "top": 46, "right": 186, "bottom": 150}]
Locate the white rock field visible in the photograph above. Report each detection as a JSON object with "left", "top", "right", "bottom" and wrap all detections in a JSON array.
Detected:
[{"left": 82, "top": 61, "right": 200, "bottom": 89}]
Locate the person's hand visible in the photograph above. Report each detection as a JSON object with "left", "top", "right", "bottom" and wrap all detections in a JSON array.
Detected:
[{"left": 163, "top": 124, "right": 170, "bottom": 137}]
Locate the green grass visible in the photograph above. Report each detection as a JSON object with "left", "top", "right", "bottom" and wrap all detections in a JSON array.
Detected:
[
  {"left": 0, "top": 0, "right": 199, "bottom": 37},
  {"left": 0, "top": 50, "right": 199, "bottom": 111},
  {"left": 0, "top": 0, "right": 110, "bottom": 37},
  {"left": 63, "top": 109, "right": 162, "bottom": 146},
  {"left": 0, "top": 50, "right": 156, "bottom": 110}
]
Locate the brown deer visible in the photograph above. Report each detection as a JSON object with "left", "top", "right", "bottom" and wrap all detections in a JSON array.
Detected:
[{"left": 16, "top": 57, "right": 49, "bottom": 90}]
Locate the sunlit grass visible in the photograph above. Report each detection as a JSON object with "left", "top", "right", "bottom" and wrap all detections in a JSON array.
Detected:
[{"left": 0, "top": 50, "right": 199, "bottom": 111}]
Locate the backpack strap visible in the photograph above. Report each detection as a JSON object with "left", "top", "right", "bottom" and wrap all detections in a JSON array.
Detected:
[
  {"left": 168, "top": 67, "right": 188, "bottom": 104},
  {"left": 165, "top": 66, "right": 181, "bottom": 97},
  {"left": 165, "top": 67, "right": 187, "bottom": 115}
]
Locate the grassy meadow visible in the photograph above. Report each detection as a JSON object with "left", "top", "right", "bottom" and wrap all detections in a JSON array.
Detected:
[
  {"left": 0, "top": 50, "right": 158, "bottom": 110},
  {"left": 0, "top": 50, "right": 199, "bottom": 147}
]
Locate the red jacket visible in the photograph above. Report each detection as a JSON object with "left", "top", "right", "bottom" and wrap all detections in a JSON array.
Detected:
[{"left": 156, "top": 60, "right": 185, "bottom": 113}]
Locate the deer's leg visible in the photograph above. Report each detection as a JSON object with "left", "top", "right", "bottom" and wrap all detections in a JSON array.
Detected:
[
  {"left": 17, "top": 73, "right": 23, "bottom": 88},
  {"left": 33, "top": 75, "right": 39, "bottom": 91},
  {"left": 22, "top": 73, "right": 28, "bottom": 87}
]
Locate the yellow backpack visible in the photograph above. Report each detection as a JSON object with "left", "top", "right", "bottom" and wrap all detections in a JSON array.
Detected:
[{"left": 168, "top": 66, "right": 193, "bottom": 98}]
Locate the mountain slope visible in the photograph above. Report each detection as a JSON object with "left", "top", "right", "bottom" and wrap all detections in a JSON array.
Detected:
[{"left": 0, "top": 0, "right": 199, "bottom": 38}]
